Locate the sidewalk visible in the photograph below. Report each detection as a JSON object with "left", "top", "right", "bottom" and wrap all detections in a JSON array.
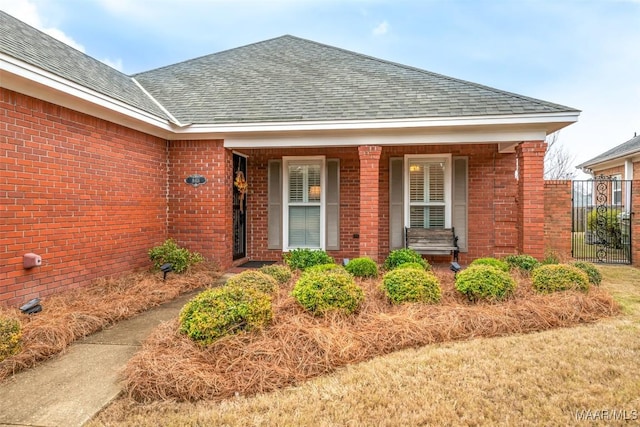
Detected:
[{"left": 0, "top": 274, "right": 232, "bottom": 427}]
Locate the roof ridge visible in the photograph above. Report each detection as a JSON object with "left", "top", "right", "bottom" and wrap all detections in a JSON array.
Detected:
[{"left": 132, "top": 34, "right": 295, "bottom": 76}]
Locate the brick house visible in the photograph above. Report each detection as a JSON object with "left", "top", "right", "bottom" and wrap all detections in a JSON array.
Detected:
[{"left": 1, "top": 11, "right": 581, "bottom": 305}]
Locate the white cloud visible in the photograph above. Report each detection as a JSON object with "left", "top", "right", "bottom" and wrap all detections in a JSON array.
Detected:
[
  {"left": 373, "top": 20, "right": 389, "bottom": 36},
  {"left": 100, "top": 57, "right": 124, "bottom": 71},
  {"left": 0, "top": 0, "right": 85, "bottom": 52}
]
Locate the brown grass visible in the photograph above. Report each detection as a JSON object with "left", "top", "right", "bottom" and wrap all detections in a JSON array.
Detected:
[
  {"left": 0, "top": 262, "right": 219, "bottom": 381},
  {"left": 120, "top": 268, "right": 620, "bottom": 402}
]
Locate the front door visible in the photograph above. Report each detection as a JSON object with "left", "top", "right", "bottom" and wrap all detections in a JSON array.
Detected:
[{"left": 233, "top": 153, "right": 247, "bottom": 260}]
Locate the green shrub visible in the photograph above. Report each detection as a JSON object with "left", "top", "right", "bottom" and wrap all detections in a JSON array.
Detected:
[
  {"left": 571, "top": 261, "right": 602, "bottom": 286},
  {"left": 179, "top": 286, "right": 272, "bottom": 345},
  {"left": 587, "top": 208, "right": 622, "bottom": 248},
  {"left": 283, "top": 249, "right": 334, "bottom": 271},
  {"left": 393, "top": 262, "right": 428, "bottom": 271},
  {"left": 531, "top": 264, "right": 590, "bottom": 293},
  {"left": 259, "top": 264, "right": 292, "bottom": 284},
  {"left": 224, "top": 270, "right": 279, "bottom": 295},
  {"left": 383, "top": 248, "right": 430, "bottom": 271},
  {"left": 381, "top": 269, "right": 441, "bottom": 304},
  {"left": 504, "top": 254, "right": 541, "bottom": 272},
  {"left": 344, "top": 257, "right": 378, "bottom": 278},
  {"left": 148, "top": 238, "right": 204, "bottom": 273},
  {"left": 303, "top": 263, "right": 347, "bottom": 276},
  {"left": 541, "top": 251, "right": 560, "bottom": 265},
  {"left": 292, "top": 271, "right": 364, "bottom": 315},
  {"left": 0, "top": 316, "right": 21, "bottom": 362},
  {"left": 469, "top": 257, "right": 510, "bottom": 272},
  {"left": 455, "top": 265, "right": 517, "bottom": 301}
]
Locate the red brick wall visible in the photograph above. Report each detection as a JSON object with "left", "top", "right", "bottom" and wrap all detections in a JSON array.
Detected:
[
  {"left": 544, "top": 180, "right": 572, "bottom": 260},
  {"left": 243, "top": 147, "right": 361, "bottom": 263},
  {"left": 358, "top": 146, "right": 382, "bottom": 261},
  {"left": 632, "top": 178, "right": 640, "bottom": 267},
  {"left": 245, "top": 144, "right": 519, "bottom": 265},
  {"left": 168, "top": 140, "right": 233, "bottom": 269},
  {"left": 0, "top": 89, "right": 168, "bottom": 306}
]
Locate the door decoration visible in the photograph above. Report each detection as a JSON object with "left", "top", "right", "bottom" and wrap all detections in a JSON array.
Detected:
[{"left": 234, "top": 169, "right": 247, "bottom": 212}]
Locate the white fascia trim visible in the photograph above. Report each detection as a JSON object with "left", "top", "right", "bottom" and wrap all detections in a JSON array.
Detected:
[
  {"left": 224, "top": 129, "right": 548, "bottom": 149},
  {"left": 174, "top": 112, "right": 579, "bottom": 136},
  {"left": 0, "top": 54, "right": 172, "bottom": 131}
]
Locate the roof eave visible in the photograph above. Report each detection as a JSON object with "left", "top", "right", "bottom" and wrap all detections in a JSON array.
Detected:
[
  {"left": 171, "top": 111, "right": 580, "bottom": 138},
  {"left": 0, "top": 53, "right": 174, "bottom": 139}
]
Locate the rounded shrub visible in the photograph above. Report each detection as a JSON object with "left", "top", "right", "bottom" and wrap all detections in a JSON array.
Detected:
[
  {"left": 148, "top": 238, "right": 204, "bottom": 273},
  {"left": 587, "top": 208, "right": 622, "bottom": 248},
  {"left": 344, "top": 257, "right": 378, "bottom": 278},
  {"left": 0, "top": 316, "right": 22, "bottom": 362},
  {"left": 283, "top": 249, "right": 334, "bottom": 271},
  {"left": 531, "top": 264, "right": 590, "bottom": 293},
  {"left": 455, "top": 265, "right": 517, "bottom": 301},
  {"left": 381, "top": 268, "right": 441, "bottom": 304},
  {"left": 503, "top": 254, "right": 541, "bottom": 273},
  {"left": 292, "top": 271, "right": 364, "bottom": 315},
  {"left": 224, "top": 270, "right": 279, "bottom": 295},
  {"left": 303, "top": 263, "right": 347, "bottom": 276},
  {"left": 394, "top": 262, "right": 428, "bottom": 271},
  {"left": 259, "top": 264, "right": 292, "bottom": 284},
  {"left": 571, "top": 261, "right": 602, "bottom": 286},
  {"left": 179, "top": 286, "right": 272, "bottom": 345},
  {"left": 469, "top": 257, "right": 510, "bottom": 272},
  {"left": 383, "top": 248, "right": 430, "bottom": 271}
]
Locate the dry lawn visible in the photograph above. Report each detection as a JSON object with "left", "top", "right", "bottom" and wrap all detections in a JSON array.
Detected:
[
  {"left": 0, "top": 262, "right": 219, "bottom": 381},
  {"left": 88, "top": 266, "right": 640, "bottom": 426}
]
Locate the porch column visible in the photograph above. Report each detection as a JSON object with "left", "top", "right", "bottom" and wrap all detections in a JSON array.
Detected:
[
  {"left": 358, "top": 145, "right": 382, "bottom": 261},
  {"left": 516, "top": 141, "right": 546, "bottom": 260}
]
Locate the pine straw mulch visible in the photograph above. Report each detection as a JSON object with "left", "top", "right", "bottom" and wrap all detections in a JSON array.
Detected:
[
  {"left": 0, "top": 262, "right": 220, "bottom": 382},
  {"left": 121, "top": 268, "right": 621, "bottom": 402}
]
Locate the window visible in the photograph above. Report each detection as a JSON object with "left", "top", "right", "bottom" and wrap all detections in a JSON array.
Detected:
[
  {"left": 405, "top": 155, "right": 451, "bottom": 229},
  {"left": 612, "top": 174, "right": 622, "bottom": 206},
  {"left": 283, "top": 157, "right": 325, "bottom": 249}
]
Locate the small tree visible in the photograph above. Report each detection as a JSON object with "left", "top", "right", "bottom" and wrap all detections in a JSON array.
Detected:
[{"left": 544, "top": 132, "right": 576, "bottom": 180}]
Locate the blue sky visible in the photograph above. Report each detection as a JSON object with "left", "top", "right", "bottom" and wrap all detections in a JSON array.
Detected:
[{"left": 2, "top": 0, "right": 639, "bottom": 172}]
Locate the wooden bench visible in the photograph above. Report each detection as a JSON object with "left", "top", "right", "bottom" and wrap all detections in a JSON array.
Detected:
[{"left": 405, "top": 227, "right": 459, "bottom": 262}]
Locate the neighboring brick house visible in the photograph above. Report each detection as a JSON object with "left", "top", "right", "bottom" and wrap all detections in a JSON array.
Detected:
[
  {"left": 0, "top": 11, "right": 581, "bottom": 305},
  {"left": 577, "top": 133, "right": 639, "bottom": 183}
]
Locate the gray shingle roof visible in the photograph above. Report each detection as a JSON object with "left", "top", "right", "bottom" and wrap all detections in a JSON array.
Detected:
[
  {"left": 2, "top": 10, "right": 578, "bottom": 128},
  {"left": 133, "top": 35, "right": 579, "bottom": 125},
  {"left": 577, "top": 134, "right": 640, "bottom": 169},
  {"left": 0, "top": 11, "right": 168, "bottom": 120}
]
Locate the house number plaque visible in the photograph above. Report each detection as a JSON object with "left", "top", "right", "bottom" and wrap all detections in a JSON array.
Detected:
[{"left": 185, "top": 174, "right": 207, "bottom": 187}]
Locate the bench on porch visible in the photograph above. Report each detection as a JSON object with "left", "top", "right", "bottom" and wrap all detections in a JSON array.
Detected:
[{"left": 405, "top": 227, "right": 459, "bottom": 262}]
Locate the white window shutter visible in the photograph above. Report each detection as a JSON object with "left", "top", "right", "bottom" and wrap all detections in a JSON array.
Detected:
[
  {"left": 326, "top": 159, "right": 340, "bottom": 250},
  {"left": 268, "top": 160, "right": 282, "bottom": 249},
  {"left": 389, "top": 157, "right": 404, "bottom": 249},
  {"left": 452, "top": 157, "right": 468, "bottom": 252}
]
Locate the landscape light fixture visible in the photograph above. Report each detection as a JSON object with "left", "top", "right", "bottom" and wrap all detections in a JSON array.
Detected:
[
  {"left": 160, "top": 263, "right": 173, "bottom": 280},
  {"left": 450, "top": 262, "right": 461, "bottom": 277},
  {"left": 20, "top": 298, "right": 42, "bottom": 315}
]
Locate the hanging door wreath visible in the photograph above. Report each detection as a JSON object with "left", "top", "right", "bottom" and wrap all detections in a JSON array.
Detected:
[{"left": 234, "top": 170, "right": 247, "bottom": 212}]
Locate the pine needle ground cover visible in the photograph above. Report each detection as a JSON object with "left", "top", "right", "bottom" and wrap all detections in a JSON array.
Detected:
[
  {"left": 0, "top": 262, "right": 219, "bottom": 381},
  {"left": 119, "top": 267, "right": 620, "bottom": 403}
]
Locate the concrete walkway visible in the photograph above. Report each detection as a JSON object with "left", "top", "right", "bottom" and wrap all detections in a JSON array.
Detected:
[{"left": 0, "top": 274, "right": 232, "bottom": 427}]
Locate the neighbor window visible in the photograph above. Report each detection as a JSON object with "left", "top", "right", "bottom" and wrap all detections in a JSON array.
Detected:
[
  {"left": 405, "top": 155, "right": 451, "bottom": 229},
  {"left": 612, "top": 174, "right": 622, "bottom": 206}
]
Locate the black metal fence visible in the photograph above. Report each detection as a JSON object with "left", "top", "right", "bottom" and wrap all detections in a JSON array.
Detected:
[{"left": 572, "top": 177, "right": 632, "bottom": 264}]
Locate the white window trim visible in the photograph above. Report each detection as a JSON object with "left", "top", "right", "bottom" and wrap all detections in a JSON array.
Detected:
[
  {"left": 612, "top": 174, "right": 622, "bottom": 206},
  {"left": 404, "top": 154, "right": 452, "bottom": 229},
  {"left": 282, "top": 156, "right": 326, "bottom": 251}
]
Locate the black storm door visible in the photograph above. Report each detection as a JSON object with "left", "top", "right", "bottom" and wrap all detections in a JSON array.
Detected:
[{"left": 233, "top": 154, "right": 247, "bottom": 260}]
